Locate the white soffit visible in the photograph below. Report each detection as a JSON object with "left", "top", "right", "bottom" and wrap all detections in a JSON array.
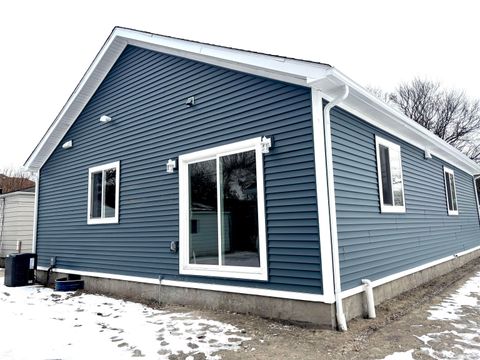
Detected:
[
  {"left": 310, "top": 70, "right": 480, "bottom": 175},
  {"left": 24, "top": 27, "right": 480, "bottom": 176},
  {"left": 24, "top": 27, "right": 331, "bottom": 172}
]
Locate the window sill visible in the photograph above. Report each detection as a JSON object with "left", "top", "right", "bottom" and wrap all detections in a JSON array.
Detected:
[
  {"left": 87, "top": 217, "right": 119, "bottom": 225},
  {"left": 180, "top": 265, "right": 268, "bottom": 281},
  {"left": 380, "top": 205, "right": 406, "bottom": 213},
  {"left": 447, "top": 210, "right": 459, "bottom": 216}
]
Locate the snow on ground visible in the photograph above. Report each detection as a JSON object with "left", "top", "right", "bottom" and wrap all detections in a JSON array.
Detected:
[
  {"left": 379, "top": 350, "right": 415, "bottom": 360},
  {"left": 0, "top": 277, "right": 249, "bottom": 360},
  {"left": 418, "top": 271, "right": 480, "bottom": 360},
  {"left": 427, "top": 272, "right": 480, "bottom": 322},
  {"left": 380, "top": 271, "right": 480, "bottom": 360}
]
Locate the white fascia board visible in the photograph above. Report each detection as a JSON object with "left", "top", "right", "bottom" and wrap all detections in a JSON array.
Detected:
[
  {"left": 310, "top": 70, "right": 480, "bottom": 176},
  {"left": 24, "top": 34, "right": 128, "bottom": 172},
  {"left": 36, "top": 266, "right": 331, "bottom": 303},
  {"left": 24, "top": 27, "right": 331, "bottom": 172},
  {"left": 117, "top": 28, "right": 330, "bottom": 87}
]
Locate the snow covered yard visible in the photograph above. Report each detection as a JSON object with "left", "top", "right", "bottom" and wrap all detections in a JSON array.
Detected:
[
  {"left": 0, "top": 276, "right": 249, "bottom": 360},
  {"left": 380, "top": 271, "right": 480, "bottom": 360}
]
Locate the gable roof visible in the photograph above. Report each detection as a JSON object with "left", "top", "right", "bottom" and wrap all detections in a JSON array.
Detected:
[{"left": 24, "top": 26, "right": 480, "bottom": 175}]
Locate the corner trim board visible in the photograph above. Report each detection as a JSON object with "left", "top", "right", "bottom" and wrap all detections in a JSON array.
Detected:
[
  {"left": 311, "top": 89, "right": 335, "bottom": 303},
  {"left": 31, "top": 173, "right": 40, "bottom": 253}
]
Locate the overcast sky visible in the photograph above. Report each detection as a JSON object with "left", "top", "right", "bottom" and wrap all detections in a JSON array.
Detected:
[{"left": 1, "top": 0, "right": 479, "bottom": 170}]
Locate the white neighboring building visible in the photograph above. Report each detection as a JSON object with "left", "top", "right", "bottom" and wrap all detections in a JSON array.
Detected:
[{"left": 0, "top": 190, "right": 35, "bottom": 265}]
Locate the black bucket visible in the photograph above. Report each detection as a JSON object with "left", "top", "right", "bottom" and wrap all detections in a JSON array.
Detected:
[{"left": 54, "top": 277, "right": 84, "bottom": 291}]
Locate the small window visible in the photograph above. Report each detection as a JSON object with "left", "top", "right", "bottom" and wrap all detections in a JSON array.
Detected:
[
  {"left": 444, "top": 167, "right": 458, "bottom": 215},
  {"left": 375, "top": 136, "right": 405, "bottom": 213},
  {"left": 475, "top": 177, "right": 480, "bottom": 216},
  {"left": 87, "top": 161, "right": 120, "bottom": 224},
  {"left": 179, "top": 137, "right": 268, "bottom": 280}
]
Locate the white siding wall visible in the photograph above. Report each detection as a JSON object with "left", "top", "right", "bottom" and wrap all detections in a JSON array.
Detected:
[{"left": 0, "top": 192, "right": 35, "bottom": 257}]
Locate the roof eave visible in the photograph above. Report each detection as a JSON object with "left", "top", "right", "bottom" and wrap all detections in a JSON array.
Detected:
[
  {"left": 24, "top": 27, "right": 331, "bottom": 172},
  {"left": 310, "top": 69, "right": 480, "bottom": 176}
]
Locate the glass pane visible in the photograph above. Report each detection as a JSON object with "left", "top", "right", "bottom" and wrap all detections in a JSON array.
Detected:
[
  {"left": 189, "top": 159, "right": 218, "bottom": 265},
  {"left": 379, "top": 145, "right": 393, "bottom": 206},
  {"left": 449, "top": 174, "right": 457, "bottom": 211},
  {"left": 390, "top": 147, "right": 404, "bottom": 206},
  {"left": 91, "top": 172, "right": 102, "bottom": 218},
  {"left": 476, "top": 178, "right": 480, "bottom": 206},
  {"left": 445, "top": 172, "right": 453, "bottom": 211},
  {"left": 219, "top": 150, "right": 260, "bottom": 267},
  {"left": 104, "top": 168, "right": 116, "bottom": 218}
]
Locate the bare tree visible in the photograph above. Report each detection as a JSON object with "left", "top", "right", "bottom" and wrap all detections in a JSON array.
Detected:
[
  {"left": 0, "top": 168, "right": 35, "bottom": 194},
  {"left": 368, "top": 78, "right": 480, "bottom": 162}
]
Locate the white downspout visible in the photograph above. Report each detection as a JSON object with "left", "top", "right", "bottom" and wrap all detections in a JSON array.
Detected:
[{"left": 323, "top": 85, "right": 349, "bottom": 331}]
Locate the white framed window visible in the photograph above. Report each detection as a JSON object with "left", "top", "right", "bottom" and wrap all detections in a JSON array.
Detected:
[
  {"left": 475, "top": 176, "right": 480, "bottom": 218},
  {"left": 375, "top": 136, "right": 406, "bottom": 213},
  {"left": 444, "top": 167, "right": 458, "bottom": 216},
  {"left": 87, "top": 161, "right": 120, "bottom": 224},
  {"left": 178, "top": 137, "right": 268, "bottom": 280}
]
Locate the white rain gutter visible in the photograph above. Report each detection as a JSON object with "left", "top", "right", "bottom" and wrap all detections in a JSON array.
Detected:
[{"left": 323, "top": 84, "right": 349, "bottom": 331}]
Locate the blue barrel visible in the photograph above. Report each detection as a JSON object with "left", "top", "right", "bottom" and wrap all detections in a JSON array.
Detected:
[{"left": 54, "top": 277, "right": 84, "bottom": 291}]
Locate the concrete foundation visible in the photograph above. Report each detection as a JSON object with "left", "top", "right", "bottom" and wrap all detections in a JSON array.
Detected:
[
  {"left": 36, "top": 270, "right": 336, "bottom": 328},
  {"left": 34, "top": 248, "right": 480, "bottom": 329},
  {"left": 342, "top": 248, "right": 480, "bottom": 321}
]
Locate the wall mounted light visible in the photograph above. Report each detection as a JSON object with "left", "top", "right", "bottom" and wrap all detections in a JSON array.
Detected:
[
  {"left": 261, "top": 136, "right": 272, "bottom": 154},
  {"left": 166, "top": 159, "right": 176, "bottom": 173},
  {"left": 99, "top": 115, "right": 112, "bottom": 124},
  {"left": 62, "top": 140, "right": 73, "bottom": 149},
  {"left": 185, "top": 96, "right": 195, "bottom": 107},
  {"left": 424, "top": 147, "right": 432, "bottom": 159}
]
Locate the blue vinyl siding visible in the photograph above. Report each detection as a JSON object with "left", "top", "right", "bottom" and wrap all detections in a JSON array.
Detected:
[
  {"left": 37, "top": 45, "right": 323, "bottom": 294},
  {"left": 331, "top": 106, "right": 480, "bottom": 290}
]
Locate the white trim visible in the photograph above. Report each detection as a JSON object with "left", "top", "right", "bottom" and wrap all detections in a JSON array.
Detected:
[
  {"left": 311, "top": 89, "right": 334, "bottom": 302},
  {"left": 444, "top": 166, "right": 459, "bottom": 216},
  {"left": 24, "top": 33, "right": 127, "bottom": 172},
  {"left": 0, "top": 191, "right": 36, "bottom": 199},
  {"left": 24, "top": 27, "right": 480, "bottom": 177},
  {"left": 37, "top": 266, "right": 330, "bottom": 303},
  {"left": 341, "top": 245, "right": 480, "bottom": 299},
  {"left": 310, "top": 72, "right": 480, "bottom": 176},
  {"left": 119, "top": 27, "right": 330, "bottom": 86},
  {"left": 38, "top": 244, "right": 480, "bottom": 304},
  {"left": 375, "top": 136, "right": 406, "bottom": 213},
  {"left": 178, "top": 137, "right": 268, "bottom": 281},
  {"left": 87, "top": 161, "right": 120, "bottom": 224},
  {"left": 31, "top": 173, "right": 39, "bottom": 253}
]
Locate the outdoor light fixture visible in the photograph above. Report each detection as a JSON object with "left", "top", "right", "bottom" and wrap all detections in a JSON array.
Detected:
[
  {"left": 185, "top": 96, "right": 195, "bottom": 107},
  {"left": 99, "top": 115, "right": 112, "bottom": 124},
  {"left": 62, "top": 140, "right": 73, "bottom": 149},
  {"left": 424, "top": 147, "right": 432, "bottom": 159},
  {"left": 166, "top": 159, "right": 176, "bottom": 173},
  {"left": 261, "top": 136, "right": 272, "bottom": 154}
]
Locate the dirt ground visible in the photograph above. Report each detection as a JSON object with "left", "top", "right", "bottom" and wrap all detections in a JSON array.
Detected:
[
  {"left": 192, "top": 257, "right": 480, "bottom": 360},
  {"left": 2, "top": 258, "right": 480, "bottom": 360}
]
